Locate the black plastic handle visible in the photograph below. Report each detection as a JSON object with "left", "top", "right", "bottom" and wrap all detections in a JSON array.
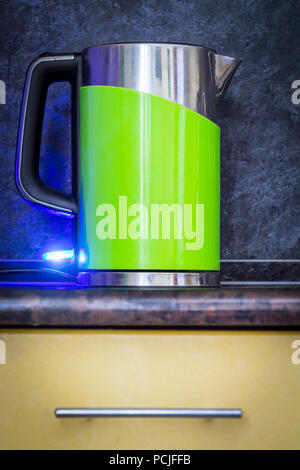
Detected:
[{"left": 16, "top": 53, "right": 80, "bottom": 215}]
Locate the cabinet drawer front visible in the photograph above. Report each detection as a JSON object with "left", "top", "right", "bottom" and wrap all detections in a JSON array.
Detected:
[{"left": 0, "top": 330, "right": 299, "bottom": 449}]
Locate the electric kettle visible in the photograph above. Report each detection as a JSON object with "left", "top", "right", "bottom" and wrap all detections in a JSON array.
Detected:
[{"left": 16, "top": 43, "right": 240, "bottom": 287}]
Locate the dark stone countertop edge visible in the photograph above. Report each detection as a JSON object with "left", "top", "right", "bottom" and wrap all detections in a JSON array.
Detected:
[{"left": 0, "top": 287, "right": 299, "bottom": 327}]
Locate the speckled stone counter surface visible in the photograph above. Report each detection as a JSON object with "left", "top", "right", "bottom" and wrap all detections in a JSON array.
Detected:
[{"left": 0, "top": 287, "right": 299, "bottom": 328}]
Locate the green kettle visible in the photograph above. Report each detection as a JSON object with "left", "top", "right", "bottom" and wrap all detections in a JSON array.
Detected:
[{"left": 16, "top": 43, "right": 240, "bottom": 287}]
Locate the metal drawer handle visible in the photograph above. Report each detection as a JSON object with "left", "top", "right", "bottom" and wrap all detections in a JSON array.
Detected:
[{"left": 55, "top": 408, "right": 242, "bottom": 418}]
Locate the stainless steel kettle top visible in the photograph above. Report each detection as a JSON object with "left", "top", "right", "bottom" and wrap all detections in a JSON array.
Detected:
[{"left": 82, "top": 42, "right": 241, "bottom": 121}]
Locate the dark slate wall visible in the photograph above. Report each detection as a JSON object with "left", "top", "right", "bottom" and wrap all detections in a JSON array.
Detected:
[{"left": 0, "top": 0, "right": 299, "bottom": 260}]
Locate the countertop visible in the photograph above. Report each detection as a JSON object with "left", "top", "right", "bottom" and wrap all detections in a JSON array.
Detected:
[{"left": 0, "top": 287, "right": 299, "bottom": 328}]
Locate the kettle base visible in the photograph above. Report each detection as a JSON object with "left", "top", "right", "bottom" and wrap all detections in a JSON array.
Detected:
[{"left": 77, "top": 271, "right": 220, "bottom": 287}]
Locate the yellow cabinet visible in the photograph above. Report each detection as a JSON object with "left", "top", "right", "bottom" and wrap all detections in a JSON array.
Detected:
[{"left": 0, "top": 330, "right": 299, "bottom": 449}]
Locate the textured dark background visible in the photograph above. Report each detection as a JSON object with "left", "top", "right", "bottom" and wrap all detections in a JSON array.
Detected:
[{"left": 0, "top": 0, "right": 299, "bottom": 261}]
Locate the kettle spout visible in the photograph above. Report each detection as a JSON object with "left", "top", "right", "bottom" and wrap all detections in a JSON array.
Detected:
[{"left": 211, "top": 53, "right": 241, "bottom": 103}]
